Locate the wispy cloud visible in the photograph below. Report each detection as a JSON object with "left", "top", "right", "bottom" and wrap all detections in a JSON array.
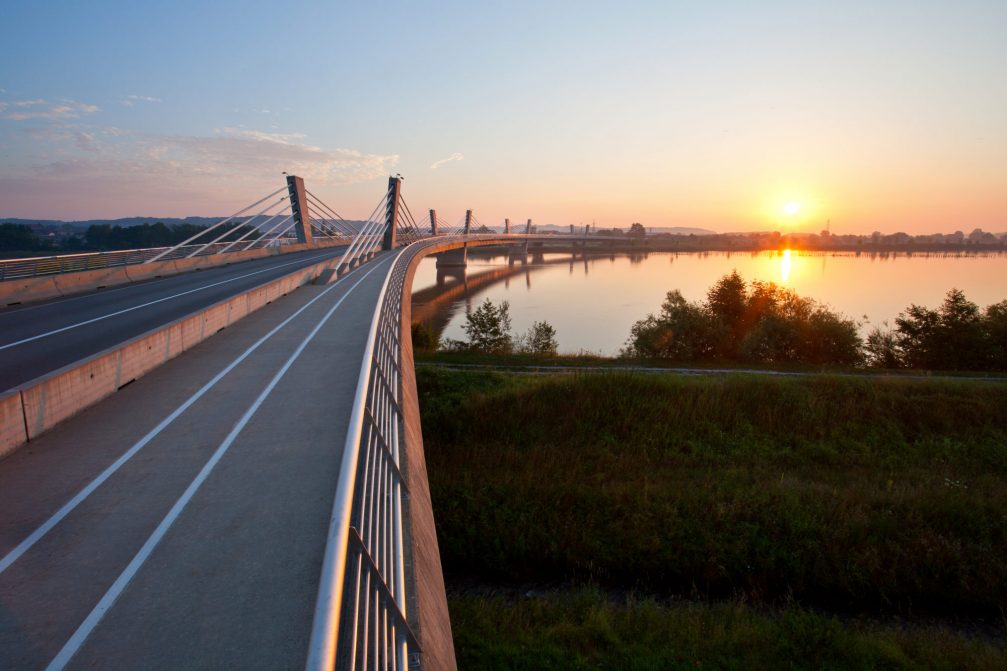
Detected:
[
  {"left": 1, "top": 99, "right": 99, "bottom": 121},
  {"left": 0, "top": 126, "right": 399, "bottom": 216},
  {"left": 121, "top": 94, "right": 162, "bottom": 107},
  {"left": 430, "top": 152, "right": 463, "bottom": 169}
]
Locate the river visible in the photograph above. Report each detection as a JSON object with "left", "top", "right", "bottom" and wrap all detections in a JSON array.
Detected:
[{"left": 410, "top": 249, "right": 1007, "bottom": 355}]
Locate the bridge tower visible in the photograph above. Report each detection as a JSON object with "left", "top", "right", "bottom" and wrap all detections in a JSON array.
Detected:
[
  {"left": 382, "top": 175, "right": 402, "bottom": 251},
  {"left": 286, "top": 175, "right": 314, "bottom": 245},
  {"left": 463, "top": 209, "right": 473, "bottom": 235},
  {"left": 504, "top": 218, "right": 510, "bottom": 235},
  {"left": 430, "top": 209, "right": 438, "bottom": 236}
]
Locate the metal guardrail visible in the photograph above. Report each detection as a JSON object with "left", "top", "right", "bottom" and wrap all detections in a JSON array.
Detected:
[{"left": 0, "top": 238, "right": 305, "bottom": 281}]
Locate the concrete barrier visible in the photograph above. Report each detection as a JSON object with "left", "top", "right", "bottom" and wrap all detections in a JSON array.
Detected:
[
  {"left": 0, "top": 238, "right": 347, "bottom": 307},
  {"left": 0, "top": 391, "right": 27, "bottom": 459},
  {"left": 5, "top": 251, "right": 341, "bottom": 453}
]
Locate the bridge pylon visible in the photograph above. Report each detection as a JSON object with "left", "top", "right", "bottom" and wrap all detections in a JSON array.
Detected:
[
  {"left": 382, "top": 176, "right": 402, "bottom": 251},
  {"left": 430, "top": 209, "right": 438, "bottom": 236},
  {"left": 286, "top": 175, "right": 314, "bottom": 245}
]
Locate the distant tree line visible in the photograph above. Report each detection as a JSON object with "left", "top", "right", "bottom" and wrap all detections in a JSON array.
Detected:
[
  {"left": 624, "top": 271, "right": 1007, "bottom": 371},
  {"left": 0, "top": 221, "right": 261, "bottom": 254}
]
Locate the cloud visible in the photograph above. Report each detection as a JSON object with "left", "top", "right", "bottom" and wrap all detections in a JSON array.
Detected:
[
  {"left": 74, "top": 132, "right": 100, "bottom": 152},
  {"left": 121, "top": 94, "right": 162, "bottom": 107},
  {"left": 430, "top": 152, "right": 463, "bottom": 169},
  {"left": 1, "top": 99, "right": 99, "bottom": 121},
  {"left": 0, "top": 126, "right": 399, "bottom": 216}
]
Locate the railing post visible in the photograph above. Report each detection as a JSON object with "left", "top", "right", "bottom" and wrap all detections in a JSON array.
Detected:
[
  {"left": 429, "top": 209, "right": 438, "bottom": 236},
  {"left": 286, "top": 175, "right": 313, "bottom": 245},
  {"left": 382, "top": 176, "right": 402, "bottom": 251}
]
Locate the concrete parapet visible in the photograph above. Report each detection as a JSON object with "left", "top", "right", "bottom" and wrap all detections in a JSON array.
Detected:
[
  {"left": 0, "top": 238, "right": 346, "bottom": 307},
  {"left": 0, "top": 391, "right": 27, "bottom": 459}
]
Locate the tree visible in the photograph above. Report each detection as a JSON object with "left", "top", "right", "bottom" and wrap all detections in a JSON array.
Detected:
[
  {"left": 893, "top": 289, "right": 989, "bottom": 370},
  {"left": 864, "top": 326, "right": 901, "bottom": 368},
  {"left": 462, "top": 299, "right": 513, "bottom": 353},
  {"left": 518, "top": 321, "right": 558, "bottom": 355},
  {"left": 0, "top": 223, "right": 44, "bottom": 252},
  {"left": 624, "top": 272, "right": 862, "bottom": 365},
  {"left": 628, "top": 223, "right": 646, "bottom": 238}
]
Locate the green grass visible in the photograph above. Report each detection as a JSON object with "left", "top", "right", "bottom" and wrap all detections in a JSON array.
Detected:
[
  {"left": 449, "top": 589, "right": 1007, "bottom": 671},
  {"left": 419, "top": 369, "right": 1007, "bottom": 615}
]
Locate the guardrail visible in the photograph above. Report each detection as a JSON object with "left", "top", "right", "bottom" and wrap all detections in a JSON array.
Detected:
[{"left": 0, "top": 238, "right": 309, "bottom": 281}]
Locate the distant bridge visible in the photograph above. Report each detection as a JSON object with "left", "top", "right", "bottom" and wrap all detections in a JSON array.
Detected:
[{"left": 0, "top": 175, "right": 626, "bottom": 670}]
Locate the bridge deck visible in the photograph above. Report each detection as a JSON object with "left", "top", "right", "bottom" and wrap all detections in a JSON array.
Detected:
[
  {"left": 0, "top": 245, "right": 348, "bottom": 392},
  {"left": 0, "top": 253, "right": 395, "bottom": 669}
]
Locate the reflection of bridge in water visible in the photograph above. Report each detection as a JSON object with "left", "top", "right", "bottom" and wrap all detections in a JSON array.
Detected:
[{"left": 411, "top": 248, "right": 648, "bottom": 339}]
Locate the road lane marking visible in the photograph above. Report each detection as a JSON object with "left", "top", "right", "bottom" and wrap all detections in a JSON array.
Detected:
[
  {"left": 0, "top": 248, "right": 343, "bottom": 316},
  {"left": 44, "top": 254, "right": 396, "bottom": 671},
  {"left": 0, "top": 248, "right": 343, "bottom": 351},
  {"left": 0, "top": 255, "right": 388, "bottom": 576}
]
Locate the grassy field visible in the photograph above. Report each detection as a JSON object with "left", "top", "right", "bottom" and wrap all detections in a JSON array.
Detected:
[
  {"left": 417, "top": 367, "right": 1007, "bottom": 666},
  {"left": 450, "top": 590, "right": 1007, "bottom": 671}
]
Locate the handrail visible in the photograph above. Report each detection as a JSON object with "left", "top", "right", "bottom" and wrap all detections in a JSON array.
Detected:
[
  {"left": 308, "top": 231, "right": 618, "bottom": 669},
  {"left": 307, "top": 246, "right": 414, "bottom": 671}
]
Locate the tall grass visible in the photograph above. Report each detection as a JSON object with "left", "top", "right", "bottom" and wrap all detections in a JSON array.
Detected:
[
  {"left": 419, "top": 370, "right": 1007, "bottom": 616},
  {"left": 450, "top": 590, "right": 1007, "bottom": 671}
]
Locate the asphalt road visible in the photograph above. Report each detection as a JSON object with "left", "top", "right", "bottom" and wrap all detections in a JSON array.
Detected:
[
  {"left": 0, "top": 252, "right": 396, "bottom": 669},
  {"left": 0, "top": 246, "right": 347, "bottom": 392}
]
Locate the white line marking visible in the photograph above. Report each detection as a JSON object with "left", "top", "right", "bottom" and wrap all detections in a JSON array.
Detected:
[
  {"left": 0, "top": 249, "right": 343, "bottom": 351},
  {"left": 0, "top": 255, "right": 385, "bottom": 576},
  {"left": 0, "top": 248, "right": 334, "bottom": 316},
  {"left": 44, "top": 257, "right": 391, "bottom": 671}
]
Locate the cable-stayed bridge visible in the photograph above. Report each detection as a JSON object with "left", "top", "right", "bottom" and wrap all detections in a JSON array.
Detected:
[{"left": 0, "top": 175, "right": 620, "bottom": 670}]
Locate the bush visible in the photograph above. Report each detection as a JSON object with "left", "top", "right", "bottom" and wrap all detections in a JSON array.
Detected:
[{"left": 624, "top": 271, "right": 862, "bottom": 366}]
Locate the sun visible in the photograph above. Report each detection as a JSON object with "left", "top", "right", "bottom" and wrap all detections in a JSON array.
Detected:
[{"left": 783, "top": 201, "right": 801, "bottom": 217}]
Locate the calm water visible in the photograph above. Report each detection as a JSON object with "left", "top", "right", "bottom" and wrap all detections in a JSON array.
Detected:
[{"left": 411, "top": 250, "right": 1007, "bottom": 355}]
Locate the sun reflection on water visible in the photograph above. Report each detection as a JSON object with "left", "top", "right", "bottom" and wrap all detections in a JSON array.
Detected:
[{"left": 780, "top": 249, "right": 792, "bottom": 283}]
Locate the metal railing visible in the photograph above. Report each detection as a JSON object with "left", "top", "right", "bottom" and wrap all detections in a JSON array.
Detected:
[
  {"left": 308, "top": 246, "right": 417, "bottom": 671},
  {"left": 0, "top": 238, "right": 303, "bottom": 281}
]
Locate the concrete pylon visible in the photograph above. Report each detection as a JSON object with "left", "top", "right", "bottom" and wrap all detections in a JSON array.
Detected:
[
  {"left": 286, "top": 175, "right": 313, "bottom": 245},
  {"left": 504, "top": 218, "right": 510, "bottom": 235},
  {"left": 463, "top": 210, "right": 473, "bottom": 236},
  {"left": 525, "top": 218, "right": 532, "bottom": 234},
  {"left": 430, "top": 209, "right": 438, "bottom": 236},
  {"left": 382, "top": 176, "right": 402, "bottom": 251}
]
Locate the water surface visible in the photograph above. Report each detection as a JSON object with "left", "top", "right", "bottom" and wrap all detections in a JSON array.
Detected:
[{"left": 411, "top": 249, "right": 1007, "bottom": 355}]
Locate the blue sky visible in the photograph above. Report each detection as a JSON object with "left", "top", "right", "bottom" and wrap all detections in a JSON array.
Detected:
[{"left": 1, "top": 1, "right": 1005, "bottom": 233}]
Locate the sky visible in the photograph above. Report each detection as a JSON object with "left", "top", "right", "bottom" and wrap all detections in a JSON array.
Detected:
[{"left": 1, "top": 1, "right": 1005, "bottom": 234}]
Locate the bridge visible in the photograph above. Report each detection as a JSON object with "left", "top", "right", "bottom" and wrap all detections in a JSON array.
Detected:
[{"left": 0, "top": 175, "right": 625, "bottom": 669}]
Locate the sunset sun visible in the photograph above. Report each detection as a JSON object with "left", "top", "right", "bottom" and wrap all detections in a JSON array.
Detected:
[{"left": 783, "top": 201, "right": 802, "bottom": 217}]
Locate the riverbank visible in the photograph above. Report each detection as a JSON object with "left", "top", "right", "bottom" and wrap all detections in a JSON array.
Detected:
[{"left": 417, "top": 364, "right": 1007, "bottom": 667}]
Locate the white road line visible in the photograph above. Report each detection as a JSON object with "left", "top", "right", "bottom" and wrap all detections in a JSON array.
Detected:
[
  {"left": 0, "top": 248, "right": 338, "bottom": 316},
  {"left": 0, "top": 255, "right": 388, "bottom": 576},
  {"left": 0, "top": 248, "right": 342, "bottom": 351},
  {"left": 44, "top": 254, "right": 396, "bottom": 671}
]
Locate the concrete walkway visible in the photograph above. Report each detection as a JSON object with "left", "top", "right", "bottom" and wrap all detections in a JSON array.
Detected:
[{"left": 0, "top": 252, "right": 396, "bottom": 670}]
